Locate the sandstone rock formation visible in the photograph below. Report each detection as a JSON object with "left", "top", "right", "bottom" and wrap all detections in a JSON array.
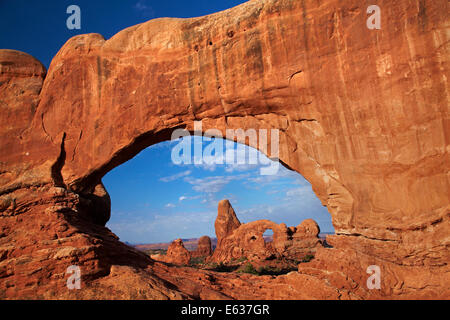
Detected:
[
  {"left": 191, "top": 236, "right": 212, "bottom": 258},
  {"left": 288, "top": 219, "right": 323, "bottom": 258},
  {"left": 215, "top": 200, "right": 241, "bottom": 244},
  {"left": 210, "top": 200, "right": 322, "bottom": 262},
  {"left": 0, "top": 0, "right": 449, "bottom": 299},
  {"left": 152, "top": 239, "right": 191, "bottom": 265}
]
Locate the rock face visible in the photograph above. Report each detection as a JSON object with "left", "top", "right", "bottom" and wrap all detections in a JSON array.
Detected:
[
  {"left": 211, "top": 201, "right": 322, "bottom": 262},
  {"left": 0, "top": 0, "right": 449, "bottom": 299},
  {"left": 215, "top": 200, "right": 241, "bottom": 245},
  {"left": 155, "top": 239, "right": 191, "bottom": 265},
  {"left": 288, "top": 219, "right": 323, "bottom": 258},
  {"left": 191, "top": 236, "right": 212, "bottom": 258}
]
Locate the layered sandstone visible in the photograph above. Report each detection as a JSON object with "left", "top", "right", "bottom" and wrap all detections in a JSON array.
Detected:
[{"left": 0, "top": 0, "right": 449, "bottom": 299}]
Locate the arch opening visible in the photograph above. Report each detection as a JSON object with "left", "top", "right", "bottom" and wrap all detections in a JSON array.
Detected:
[
  {"left": 263, "top": 229, "right": 274, "bottom": 244},
  {"left": 102, "top": 135, "right": 334, "bottom": 264}
]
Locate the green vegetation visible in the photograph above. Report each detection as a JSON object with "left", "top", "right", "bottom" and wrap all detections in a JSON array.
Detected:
[
  {"left": 236, "top": 263, "right": 298, "bottom": 276},
  {"left": 189, "top": 256, "right": 205, "bottom": 266},
  {"left": 188, "top": 254, "right": 308, "bottom": 276},
  {"left": 238, "top": 263, "right": 259, "bottom": 275},
  {"left": 230, "top": 256, "right": 247, "bottom": 263},
  {"left": 144, "top": 249, "right": 167, "bottom": 256},
  {"left": 256, "top": 266, "right": 297, "bottom": 276}
]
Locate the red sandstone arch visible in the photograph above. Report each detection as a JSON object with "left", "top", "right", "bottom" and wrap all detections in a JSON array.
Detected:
[{"left": 0, "top": 0, "right": 448, "bottom": 299}]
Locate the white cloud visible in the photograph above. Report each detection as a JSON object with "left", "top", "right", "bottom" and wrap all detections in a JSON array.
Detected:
[
  {"left": 246, "top": 174, "right": 280, "bottom": 185},
  {"left": 178, "top": 195, "right": 202, "bottom": 202},
  {"left": 159, "top": 170, "right": 191, "bottom": 182},
  {"left": 165, "top": 203, "right": 176, "bottom": 208},
  {"left": 107, "top": 210, "right": 217, "bottom": 243},
  {"left": 133, "top": 0, "right": 155, "bottom": 18},
  {"left": 225, "top": 163, "right": 259, "bottom": 173},
  {"left": 184, "top": 173, "right": 249, "bottom": 194},
  {"left": 285, "top": 186, "right": 312, "bottom": 198},
  {"left": 175, "top": 137, "right": 270, "bottom": 173}
]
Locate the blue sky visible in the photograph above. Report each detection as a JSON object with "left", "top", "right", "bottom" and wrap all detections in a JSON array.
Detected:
[
  {"left": 103, "top": 136, "right": 334, "bottom": 243},
  {"left": 0, "top": 0, "right": 248, "bottom": 68},
  {"left": 1, "top": 0, "right": 334, "bottom": 243}
]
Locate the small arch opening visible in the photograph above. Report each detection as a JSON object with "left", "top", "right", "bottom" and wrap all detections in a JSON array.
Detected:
[{"left": 263, "top": 229, "right": 273, "bottom": 244}]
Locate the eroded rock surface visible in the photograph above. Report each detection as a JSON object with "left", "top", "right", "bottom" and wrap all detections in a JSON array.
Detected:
[
  {"left": 0, "top": 0, "right": 449, "bottom": 299},
  {"left": 191, "top": 236, "right": 212, "bottom": 258},
  {"left": 211, "top": 200, "right": 323, "bottom": 262},
  {"left": 215, "top": 200, "right": 241, "bottom": 244},
  {"left": 152, "top": 239, "right": 191, "bottom": 265}
]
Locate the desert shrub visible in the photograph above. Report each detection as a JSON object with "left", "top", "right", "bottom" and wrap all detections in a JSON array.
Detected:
[
  {"left": 231, "top": 256, "right": 248, "bottom": 264},
  {"left": 238, "top": 263, "right": 258, "bottom": 275},
  {"left": 145, "top": 249, "right": 167, "bottom": 256},
  {"left": 257, "top": 266, "right": 272, "bottom": 275},
  {"left": 257, "top": 266, "right": 297, "bottom": 276},
  {"left": 302, "top": 254, "right": 314, "bottom": 263},
  {"left": 189, "top": 256, "right": 205, "bottom": 266}
]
